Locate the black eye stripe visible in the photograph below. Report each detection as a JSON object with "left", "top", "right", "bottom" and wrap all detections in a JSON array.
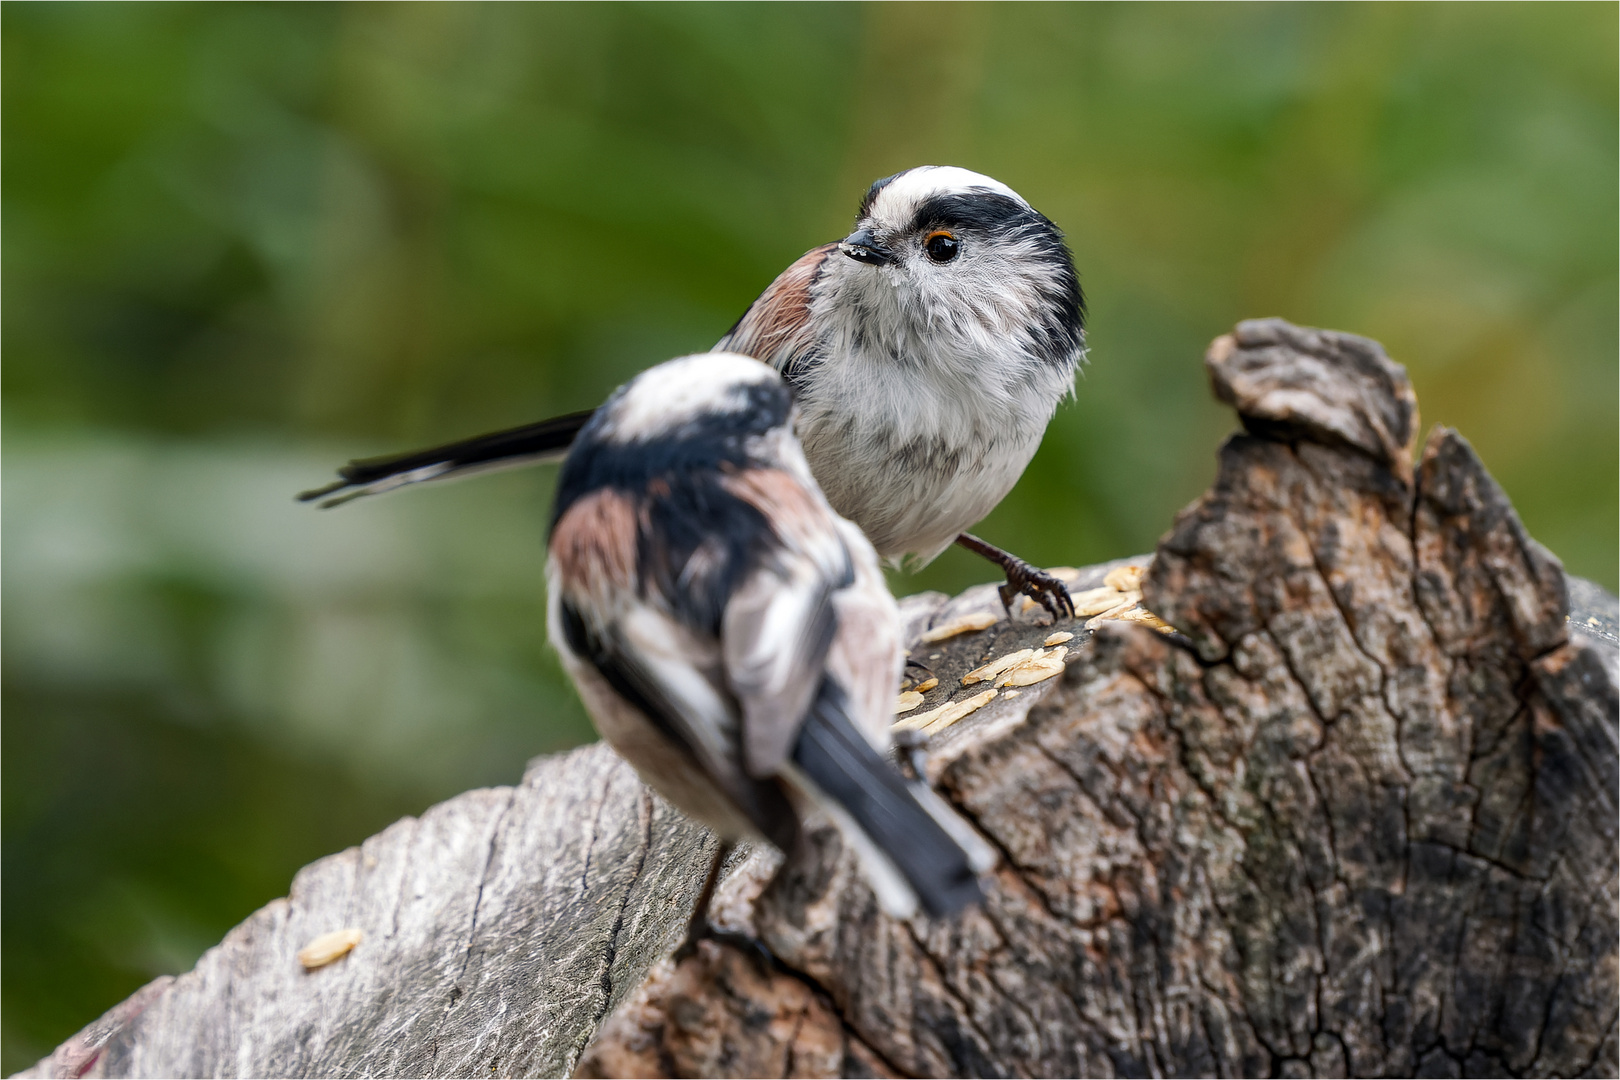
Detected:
[
  {"left": 907, "top": 191, "right": 1033, "bottom": 236},
  {"left": 900, "top": 189, "right": 1086, "bottom": 362}
]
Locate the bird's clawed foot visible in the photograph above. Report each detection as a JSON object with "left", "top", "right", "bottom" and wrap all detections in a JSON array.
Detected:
[
  {"left": 672, "top": 923, "right": 776, "bottom": 975},
  {"left": 954, "top": 533, "right": 1074, "bottom": 622},
  {"left": 997, "top": 560, "right": 1075, "bottom": 622}
]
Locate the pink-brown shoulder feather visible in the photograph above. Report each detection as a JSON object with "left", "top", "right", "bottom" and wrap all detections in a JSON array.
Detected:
[
  {"left": 718, "top": 244, "right": 835, "bottom": 367},
  {"left": 549, "top": 489, "right": 640, "bottom": 590}
]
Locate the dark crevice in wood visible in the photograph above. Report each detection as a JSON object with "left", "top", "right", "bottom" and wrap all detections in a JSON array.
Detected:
[
  {"left": 936, "top": 769, "right": 1070, "bottom": 929},
  {"left": 894, "top": 920, "right": 1005, "bottom": 1078},
  {"left": 1130, "top": 661, "right": 1276, "bottom": 907},
  {"left": 969, "top": 911, "right": 1060, "bottom": 1062},
  {"left": 593, "top": 789, "right": 657, "bottom": 1033},
  {"left": 839, "top": 1014, "right": 913, "bottom": 1080},
  {"left": 433, "top": 785, "right": 517, "bottom": 1065}
]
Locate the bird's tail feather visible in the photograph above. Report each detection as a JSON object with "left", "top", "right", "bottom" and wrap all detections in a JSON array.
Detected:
[
  {"left": 297, "top": 409, "right": 596, "bottom": 508},
  {"left": 790, "top": 679, "right": 987, "bottom": 918}
]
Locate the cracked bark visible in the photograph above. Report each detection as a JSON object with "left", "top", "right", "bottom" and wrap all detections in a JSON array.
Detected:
[{"left": 18, "top": 320, "right": 1616, "bottom": 1079}]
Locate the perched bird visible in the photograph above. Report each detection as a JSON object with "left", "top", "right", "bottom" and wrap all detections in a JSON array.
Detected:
[
  {"left": 300, "top": 166, "right": 1086, "bottom": 619},
  {"left": 546, "top": 351, "right": 992, "bottom": 920}
]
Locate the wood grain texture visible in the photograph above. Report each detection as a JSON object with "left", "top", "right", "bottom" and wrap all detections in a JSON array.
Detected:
[
  {"left": 20, "top": 746, "right": 718, "bottom": 1079},
  {"left": 20, "top": 319, "right": 1617, "bottom": 1079}
]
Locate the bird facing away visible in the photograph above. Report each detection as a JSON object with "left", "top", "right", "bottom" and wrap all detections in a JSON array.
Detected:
[
  {"left": 546, "top": 351, "right": 992, "bottom": 919},
  {"left": 300, "top": 166, "right": 1086, "bottom": 619}
]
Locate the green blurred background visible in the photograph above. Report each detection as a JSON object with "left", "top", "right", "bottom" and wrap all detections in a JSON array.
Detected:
[{"left": 3, "top": 2, "right": 1614, "bottom": 1067}]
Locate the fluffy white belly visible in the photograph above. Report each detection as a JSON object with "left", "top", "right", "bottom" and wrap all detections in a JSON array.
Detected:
[{"left": 795, "top": 368, "right": 1056, "bottom": 563}]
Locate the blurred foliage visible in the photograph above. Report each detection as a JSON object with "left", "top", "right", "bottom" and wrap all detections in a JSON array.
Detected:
[{"left": 3, "top": 3, "right": 1614, "bottom": 1068}]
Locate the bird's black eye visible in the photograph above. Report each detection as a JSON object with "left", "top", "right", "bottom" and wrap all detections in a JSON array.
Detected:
[{"left": 923, "top": 230, "right": 959, "bottom": 263}]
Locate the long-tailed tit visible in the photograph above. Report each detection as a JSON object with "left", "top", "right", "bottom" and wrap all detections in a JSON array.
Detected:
[
  {"left": 301, "top": 166, "right": 1086, "bottom": 619},
  {"left": 547, "top": 351, "right": 992, "bottom": 919}
]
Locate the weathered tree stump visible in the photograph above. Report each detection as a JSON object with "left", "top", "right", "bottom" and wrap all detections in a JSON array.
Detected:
[{"left": 20, "top": 320, "right": 1617, "bottom": 1079}]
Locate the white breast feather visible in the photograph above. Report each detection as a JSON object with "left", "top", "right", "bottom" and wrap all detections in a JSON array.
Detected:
[{"left": 793, "top": 255, "right": 1075, "bottom": 562}]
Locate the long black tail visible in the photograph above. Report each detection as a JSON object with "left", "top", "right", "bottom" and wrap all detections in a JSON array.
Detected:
[
  {"left": 792, "top": 680, "right": 985, "bottom": 917},
  {"left": 297, "top": 409, "right": 596, "bottom": 508}
]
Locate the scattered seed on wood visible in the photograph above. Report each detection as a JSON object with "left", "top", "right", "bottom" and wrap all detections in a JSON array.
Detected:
[
  {"left": 997, "top": 659, "right": 1065, "bottom": 686},
  {"left": 1116, "top": 607, "right": 1176, "bottom": 633},
  {"left": 962, "top": 649, "right": 1034, "bottom": 685},
  {"left": 1043, "top": 631, "right": 1074, "bottom": 647},
  {"left": 996, "top": 647, "right": 1068, "bottom": 687},
  {"left": 914, "top": 677, "right": 938, "bottom": 693},
  {"left": 1002, "top": 689, "right": 1022, "bottom": 698},
  {"left": 1071, "top": 586, "right": 1126, "bottom": 617},
  {"left": 1085, "top": 600, "right": 1141, "bottom": 629},
  {"left": 920, "top": 611, "right": 999, "bottom": 642},
  {"left": 298, "top": 928, "right": 362, "bottom": 971},
  {"left": 894, "top": 688, "right": 998, "bottom": 734},
  {"left": 1104, "top": 564, "right": 1147, "bottom": 593},
  {"left": 924, "top": 688, "right": 999, "bottom": 734},
  {"left": 893, "top": 706, "right": 938, "bottom": 732},
  {"left": 894, "top": 691, "right": 924, "bottom": 714}
]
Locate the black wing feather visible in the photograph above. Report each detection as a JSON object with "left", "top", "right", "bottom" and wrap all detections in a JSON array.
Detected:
[{"left": 792, "top": 679, "right": 984, "bottom": 917}]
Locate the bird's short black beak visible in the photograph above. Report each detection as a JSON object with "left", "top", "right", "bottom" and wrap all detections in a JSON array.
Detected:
[{"left": 839, "top": 228, "right": 892, "bottom": 266}]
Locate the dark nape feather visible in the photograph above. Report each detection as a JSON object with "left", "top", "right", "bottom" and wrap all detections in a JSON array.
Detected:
[
  {"left": 638, "top": 476, "right": 777, "bottom": 636},
  {"left": 550, "top": 379, "right": 792, "bottom": 531},
  {"left": 298, "top": 409, "right": 596, "bottom": 506},
  {"left": 792, "top": 679, "right": 984, "bottom": 917}
]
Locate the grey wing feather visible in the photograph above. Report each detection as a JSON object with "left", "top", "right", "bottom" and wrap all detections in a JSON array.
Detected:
[
  {"left": 715, "top": 461, "right": 858, "bottom": 777},
  {"left": 722, "top": 556, "right": 849, "bottom": 777},
  {"left": 559, "top": 590, "right": 801, "bottom": 852}
]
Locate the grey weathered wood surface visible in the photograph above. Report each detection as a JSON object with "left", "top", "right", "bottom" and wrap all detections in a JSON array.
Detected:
[
  {"left": 18, "top": 746, "right": 721, "bottom": 1079},
  {"left": 21, "top": 319, "right": 1619, "bottom": 1079}
]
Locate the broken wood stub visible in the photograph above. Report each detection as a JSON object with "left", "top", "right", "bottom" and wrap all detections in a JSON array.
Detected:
[{"left": 581, "top": 318, "right": 1617, "bottom": 1078}]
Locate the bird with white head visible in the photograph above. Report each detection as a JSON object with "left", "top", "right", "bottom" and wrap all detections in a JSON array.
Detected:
[{"left": 301, "top": 165, "right": 1086, "bottom": 617}]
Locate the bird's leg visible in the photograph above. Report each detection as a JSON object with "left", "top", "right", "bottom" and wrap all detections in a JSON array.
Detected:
[
  {"left": 955, "top": 533, "right": 1075, "bottom": 621},
  {"left": 672, "top": 839, "right": 734, "bottom": 963},
  {"left": 893, "top": 726, "right": 931, "bottom": 782},
  {"left": 671, "top": 841, "right": 774, "bottom": 974}
]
